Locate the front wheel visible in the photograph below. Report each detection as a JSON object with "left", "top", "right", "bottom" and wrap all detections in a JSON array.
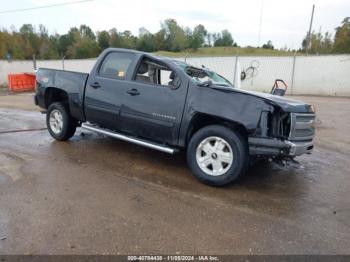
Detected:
[
  {"left": 187, "top": 125, "right": 248, "bottom": 186},
  {"left": 46, "top": 102, "right": 77, "bottom": 141}
]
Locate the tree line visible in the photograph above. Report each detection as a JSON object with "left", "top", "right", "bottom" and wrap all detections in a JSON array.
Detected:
[
  {"left": 1, "top": 17, "right": 349, "bottom": 60},
  {"left": 301, "top": 17, "right": 350, "bottom": 54},
  {"left": 0, "top": 19, "right": 236, "bottom": 60}
]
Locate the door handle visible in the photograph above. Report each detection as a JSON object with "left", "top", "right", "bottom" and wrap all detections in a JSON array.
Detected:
[
  {"left": 126, "top": 88, "right": 140, "bottom": 96},
  {"left": 90, "top": 82, "right": 101, "bottom": 89}
]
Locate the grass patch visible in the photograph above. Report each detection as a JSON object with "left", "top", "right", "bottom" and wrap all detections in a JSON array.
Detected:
[{"left": 153, "top": 46, "right": 299, "bottom": 58}]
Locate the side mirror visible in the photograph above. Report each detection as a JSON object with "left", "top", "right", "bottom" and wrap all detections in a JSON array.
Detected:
[{"left": 198, "top": 80, "right": 213, "bottom": 87}]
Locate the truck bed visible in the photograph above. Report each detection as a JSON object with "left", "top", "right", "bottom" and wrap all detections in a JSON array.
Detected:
[{"left": 35, "top": 68, "right": 89, "bottom": 121}]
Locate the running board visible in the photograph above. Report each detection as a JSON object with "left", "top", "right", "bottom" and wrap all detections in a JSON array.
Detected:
[{"left": 81, "top": 123, "right": 176, "bottom": 154}]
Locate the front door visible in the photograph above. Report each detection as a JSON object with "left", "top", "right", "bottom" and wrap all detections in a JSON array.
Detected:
[{"left": 120, "top": 58, "right": 187, "bottom": 145}]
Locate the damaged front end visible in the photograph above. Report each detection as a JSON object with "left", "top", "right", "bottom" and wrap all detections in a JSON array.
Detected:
[{"left": 248, "top": 105, "right": 316, "bottom": 159}]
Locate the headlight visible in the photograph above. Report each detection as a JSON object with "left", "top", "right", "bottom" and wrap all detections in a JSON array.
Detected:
[{"left": 310, "top": 104, "right": 316, "bottom": 113}]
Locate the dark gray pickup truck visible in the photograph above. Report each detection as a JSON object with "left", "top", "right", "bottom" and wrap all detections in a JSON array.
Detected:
[{"left": 34, "top": 48, "right": 316, "bottom": 186}]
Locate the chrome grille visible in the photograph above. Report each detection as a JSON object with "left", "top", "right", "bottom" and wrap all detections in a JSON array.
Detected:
[{"left": 289, "top": 113, "right": 316, "bottom": 141}]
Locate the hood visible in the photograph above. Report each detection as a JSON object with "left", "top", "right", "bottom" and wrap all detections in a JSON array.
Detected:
[{"left": 211, "top": 86, "right": 315, "bottom": 113}]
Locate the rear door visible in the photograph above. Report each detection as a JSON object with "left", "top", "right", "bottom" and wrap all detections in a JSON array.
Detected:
[{"left": 84, "top": 51, "right": 135, "bottom": 130}]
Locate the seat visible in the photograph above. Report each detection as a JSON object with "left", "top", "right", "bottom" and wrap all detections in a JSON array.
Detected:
[
  {"left": 136, "top": 63, "right": 150, "bottom": 83},
  {"left": 136, "top": 75, "right": 151, "bottom": 83},
  {"left": 148, "top": 67, "right": 157, "bottom": 84}
]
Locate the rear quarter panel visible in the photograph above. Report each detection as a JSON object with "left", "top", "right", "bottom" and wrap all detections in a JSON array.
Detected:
[{"left": 36, "top": 68, "right": 89, "bottom": 120}]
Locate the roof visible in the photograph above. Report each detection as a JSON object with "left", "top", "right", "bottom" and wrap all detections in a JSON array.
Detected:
[{"left": 103, "top": 47, "right": 175, "bottom": 63}]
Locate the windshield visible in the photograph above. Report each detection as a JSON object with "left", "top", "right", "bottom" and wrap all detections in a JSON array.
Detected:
[{"left": 174, "top": 61, "right": 233, "bottom": 88}]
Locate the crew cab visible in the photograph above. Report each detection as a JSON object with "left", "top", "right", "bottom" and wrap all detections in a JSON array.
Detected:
[{"left": 34, "top": 48, "right": 316, "bottom": 186}]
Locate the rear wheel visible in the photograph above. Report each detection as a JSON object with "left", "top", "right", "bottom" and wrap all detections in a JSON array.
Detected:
[
  {"left": 46, "top": 102, "right": 77, "bottom": 141},
  {"left": 187, "top": 125, "right": 248, "bottom": 186}
]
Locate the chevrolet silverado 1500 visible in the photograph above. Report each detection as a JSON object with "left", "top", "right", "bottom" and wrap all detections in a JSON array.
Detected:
[{"left": 34, "top": 48, "right": 316, "bottom": 186}]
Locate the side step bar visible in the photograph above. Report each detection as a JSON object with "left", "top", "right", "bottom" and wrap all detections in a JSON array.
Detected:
[{"left": 81, "top": 123, "right": 176, "bottom": 154}]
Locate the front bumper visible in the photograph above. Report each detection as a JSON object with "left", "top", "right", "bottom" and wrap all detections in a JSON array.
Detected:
[
  {"left": 285, "top": 140, "right": 314, "bottom": 156},
  {"left": 248, "top": 137, "right": 314, "bottom": 157}
]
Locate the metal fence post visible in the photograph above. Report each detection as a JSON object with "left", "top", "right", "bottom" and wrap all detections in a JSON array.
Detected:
[
  {"left": 233, "top": 54, "right": 238, "bottom": 85},
  {"left": 32, "top": 54, "right": 37, "bottom": 71},
  {"left": 291, "top": 55, "right": 296, "bottom": 95},
  {"left": 62, "top": 56, "right": 66, "bottom": 70}
]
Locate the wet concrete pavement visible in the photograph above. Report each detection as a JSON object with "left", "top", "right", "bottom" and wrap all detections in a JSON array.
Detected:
[{"left": 0, "top": 95, "right": 349, "bottom": 254}]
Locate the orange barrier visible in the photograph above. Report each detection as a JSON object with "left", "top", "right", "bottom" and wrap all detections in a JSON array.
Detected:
[{"left": 8, "top": 73, "right": 36, "bottom": 92}]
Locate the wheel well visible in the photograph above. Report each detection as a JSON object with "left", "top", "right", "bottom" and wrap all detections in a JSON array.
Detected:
[
  {"left": 45, "top": 87, "right": 69, "bottom": 108},
  {"left": 186, "top": 113, "right": 248, "bottom": 145}
]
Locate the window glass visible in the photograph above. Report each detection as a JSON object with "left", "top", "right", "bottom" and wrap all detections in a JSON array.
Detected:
[
  {"left": 174, "top": 60, "right": 232, "bottom": 88},
  {"left": 99, "top": 52, "right": 134, "bottom": 79},
  {"left": 160, "top": 70, "right": 173, "bottom": 86},
  {"left": 134, "top": 58, "right": 176, "bottom": 87}
]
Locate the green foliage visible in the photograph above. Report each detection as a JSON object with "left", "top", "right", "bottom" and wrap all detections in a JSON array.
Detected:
[
  {"left": 108, "top": 29, "right": 137, "bottom": 50},
  {"left": 161, "top": 19, "right": 188, "bottom": 52},
  {"left": 79, "top": 25, "right": 96, "bottom": 41},
  {"left": 301, "top": 31, "right": 333, "bottom": 54},
  {"left": 301, "top": 17, "right": 350, "bottom": 54},
  {"left": 108, "top": 28, "right": 121, "bottom": 48},
  {"left": 155, "top": 46, "right": 298, "bottom": 58},
  {"left": 262, "top": 40, "right": 274, "bottom": 50},
  {"left": 0, "top": 20, "right": 236, "bottom": 60},
  {"left": 2, "top": 17, "right": 349, "bottom": 60},
  {"left": 118, "top": 30, "right": 137, "bottom": 49},
  {"left": 188, "top": 24, "right": 207, "bottom": 50},
  {"left": 97, "top": 30, "right": 110, "bottom": 50},
  {"left": 136, "top": 27, "right": 156, "bottom": 52},
  {"left": 333, "top": 17, "right": 350, "bottom": 53},
  {"left": 214, "top": 30, "right": 236, "bottom": 47}
]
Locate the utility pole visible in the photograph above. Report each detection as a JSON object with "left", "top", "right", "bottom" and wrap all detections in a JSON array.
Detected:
[
  {"left": 257, "top": 0, "right": 264, "bottom": 47},
  {"left": 307, "top": 4, "right": 315, "bottom": 54}
]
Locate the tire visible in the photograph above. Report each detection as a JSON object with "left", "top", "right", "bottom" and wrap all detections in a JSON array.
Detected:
[
  {"left": 186, "top": 125, "right": 248, "bottom": 186},
  {"left": 46, "top": 102, "right": 77, "bottom": 141}
]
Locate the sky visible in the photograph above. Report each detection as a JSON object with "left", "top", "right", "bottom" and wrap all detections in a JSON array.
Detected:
[{"left": 0, "top": 0, "right": 349, "bottom": 49}]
